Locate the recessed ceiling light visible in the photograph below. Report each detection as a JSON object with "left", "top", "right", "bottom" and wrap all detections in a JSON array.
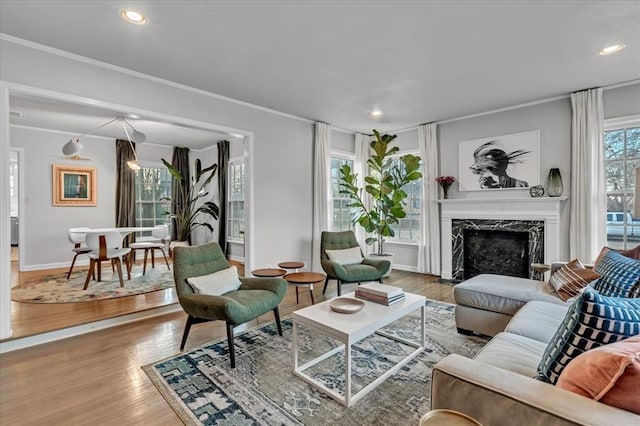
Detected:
[
  {"left": 121, "top": 10, "right": 148, "bottom": 25},
  {"left": 598, "top": 44, "right": 625, "bottom": 55},
  {"left": 128, "top": 114, "right": 140, "bottom": 119},
  {"left": 371, "top": 109, "right": 383, "bottom": 117}
]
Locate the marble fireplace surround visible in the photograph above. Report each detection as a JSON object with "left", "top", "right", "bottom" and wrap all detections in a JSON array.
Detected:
[{"left": 439, "top": 197, "right": 568, "bottom": 280}]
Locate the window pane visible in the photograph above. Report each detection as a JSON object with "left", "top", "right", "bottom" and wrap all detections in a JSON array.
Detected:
[{"left": 605, "top": 130, "right": 625, "bottom": 160}]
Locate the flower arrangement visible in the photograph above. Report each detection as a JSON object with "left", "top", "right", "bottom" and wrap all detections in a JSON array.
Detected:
[{"left": 435, "top": 176, "right": 455, "bottom": 199}]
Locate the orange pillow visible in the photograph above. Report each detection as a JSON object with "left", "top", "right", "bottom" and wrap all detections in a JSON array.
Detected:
[{"left": 556, "top": 335, "right": 640, "bottom": 414}]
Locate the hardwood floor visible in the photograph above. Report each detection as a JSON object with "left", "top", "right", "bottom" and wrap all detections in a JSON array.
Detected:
[{"left": 1, "top": 270, "right": 453, "bottom": 425}]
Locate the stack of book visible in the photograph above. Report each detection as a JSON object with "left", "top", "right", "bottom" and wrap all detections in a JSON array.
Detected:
[{"left": 355, "top": 282, "right": 405, "bottom": 306}]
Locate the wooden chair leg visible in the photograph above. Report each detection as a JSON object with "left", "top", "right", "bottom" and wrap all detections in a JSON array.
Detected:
[
  {"left": 379, "top": 277, "right": 384, "bottom": 284},
  {"left": 114, "top": 257, "right": 124, "bottom": 287},
  {"left": 322, "top": 276, "right": 330, "bottom": 294},
  {"left": 151, "top": 248, "right": 155, "bottom": 268},
  {"left": 180, "top": 316, "right": 195, "bottom": 350},
  {"left": 143, "top": 249, "right": 149, "bottom": 275},
  {"left": 226, "top": 322, "right": 236, "bottom": 369},
  {"left": 97, "top": 260, "right": 102, "bottom": 282},
  {"left": 83, "top": 259, "right": 95, "bottom": 290},
  {"left": 273, "top": 306, "right": 283, "bottom": 336},
  {"left": 159, "top": 247, "right": 171, "bottom": 270},
  {"left": 67, "top": 253, "right": 81, "bottom": 279},
  {"left": 126, "top": 253, "right": 132, "bottom": 280}
]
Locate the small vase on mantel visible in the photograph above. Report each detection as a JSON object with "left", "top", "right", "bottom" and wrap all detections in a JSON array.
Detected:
[{"left": 547, "top": 168, "right": 563, "bottom": 197}]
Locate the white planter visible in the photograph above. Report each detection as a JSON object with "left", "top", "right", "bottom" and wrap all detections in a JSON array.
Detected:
[
  {"left": 367, "top": 252, "right": 395, "bottom": 278},
  {"left": 169, "top": 240, "right": 190, "bottom": 256}
]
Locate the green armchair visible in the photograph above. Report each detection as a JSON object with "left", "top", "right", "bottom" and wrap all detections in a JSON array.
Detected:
[
  {"left": 173, "top": 242, "right": 287, "bottom": 368},
  {"left": 320, "top": 230, "right": 391, "bottom": 296}
]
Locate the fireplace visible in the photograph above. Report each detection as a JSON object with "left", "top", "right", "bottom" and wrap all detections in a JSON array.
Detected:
[
  {"left": 463, "top": 229, "right": 530, "bottom": 279},
  {"left": 452, "top": 219, "right": 543, "bottom": 281},
  {"left": 439, "top": 198, "right": 567, "bottom": 281}
]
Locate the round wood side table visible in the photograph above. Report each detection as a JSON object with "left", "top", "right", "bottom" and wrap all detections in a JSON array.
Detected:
[
  {"left": 278, "top": 261, "right": 305, "bottom": 272},
  {"left": 251, "top": 268, "right": 287, "bottom": 278},
  {"left": 284, "top": 271, "right": 325, "bottom": 305}
]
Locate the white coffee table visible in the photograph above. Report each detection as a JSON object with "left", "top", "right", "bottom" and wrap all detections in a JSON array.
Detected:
[{"left": 292, "top": 291, "right": 426, "bottom": 407}]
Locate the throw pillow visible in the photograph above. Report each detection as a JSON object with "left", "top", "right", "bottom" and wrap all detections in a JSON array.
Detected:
[
  {"left": 593, "top": 245, "right": 640, "bottom": 269},
  {"left": 593, "top": 249, "right": 640, "bottom": 298},
  {"left": 325, "top": 247, "right": 363, "bottom": 265},
  {"left": 556, "top": 335, "right": 640, "bottom": 414},
  {"left": 186, "top": 266, "right": 241, "bottom": 296},
  {"left": 537, "top": 289, "right": 640, "bottom": 384},
  {"left": 549, "top": 259, "right": 601, "bottom": 301}
]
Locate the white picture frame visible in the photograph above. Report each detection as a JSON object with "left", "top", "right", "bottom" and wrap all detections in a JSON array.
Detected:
[{"left": 458, "top": 130, "right": 540, "bottom": 192}]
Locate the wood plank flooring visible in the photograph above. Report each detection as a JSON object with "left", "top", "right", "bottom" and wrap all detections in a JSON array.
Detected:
[{"left": 1, "top": 269, "right": 454, "bottom": 425}]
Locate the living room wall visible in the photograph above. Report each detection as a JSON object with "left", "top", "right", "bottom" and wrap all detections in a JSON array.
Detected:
[{"left": 1, "top": 38, "right": 316, "bottom": 273}]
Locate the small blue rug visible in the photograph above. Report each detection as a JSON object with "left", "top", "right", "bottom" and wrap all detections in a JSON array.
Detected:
[{"left": 143, "top": 300, "right": 486, "bottom": 425}]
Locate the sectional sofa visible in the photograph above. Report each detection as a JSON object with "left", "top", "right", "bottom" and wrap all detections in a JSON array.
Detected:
[{"left": 431, "top": 250, "right": 640, "bottom": 425}]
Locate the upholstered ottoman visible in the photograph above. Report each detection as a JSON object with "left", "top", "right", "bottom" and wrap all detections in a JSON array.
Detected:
[{"left": 453, "top": 274, "right": 567, "bottom": 337}]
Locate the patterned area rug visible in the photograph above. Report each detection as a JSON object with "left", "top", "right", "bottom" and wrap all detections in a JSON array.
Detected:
[
  {"left": 143, "top": 300, "right": 487, "bottom": 425},
  {"left": 12, "top": 267, "right": 174, "bottom": 303}
]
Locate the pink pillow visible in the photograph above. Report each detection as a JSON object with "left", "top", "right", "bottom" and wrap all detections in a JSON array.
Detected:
[{"left": 556, "top": 335, "right": 640, "bottom": 414}]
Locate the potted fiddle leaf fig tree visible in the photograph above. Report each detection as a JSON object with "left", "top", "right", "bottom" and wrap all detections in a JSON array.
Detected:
[
  {"left": 161, "top": 158, "right": 219, "bottom": 244},
  {"left": 339, "top": 129, "right": 422, "bottom": 262}
]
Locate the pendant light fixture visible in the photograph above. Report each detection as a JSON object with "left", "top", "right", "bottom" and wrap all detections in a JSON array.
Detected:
[{"left": 61, "top": 116, "right": 146, "bottom": 170}]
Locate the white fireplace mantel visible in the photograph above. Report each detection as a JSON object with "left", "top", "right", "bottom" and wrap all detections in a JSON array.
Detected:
[{"left": 439, "top": 197, "right": 568, "bottom": 279}]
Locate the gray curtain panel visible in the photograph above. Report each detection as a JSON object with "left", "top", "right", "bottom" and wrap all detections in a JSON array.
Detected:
[
  {"left": 217, "top": 140, "right": 230, "bottom": 256},
  {"left": 115, "top": 139, "right": 136, "bottom": 247},
  {"left": 172, "top": 147, "right": 190, "bottom": 242}
]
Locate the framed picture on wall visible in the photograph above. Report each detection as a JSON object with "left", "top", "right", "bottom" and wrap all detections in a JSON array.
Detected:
[
  {"left": 52, "top": 164, "right": 97, "bottom": 206},
  {"left": 458, "top": 130, "right": 540, "bottom": 192}
]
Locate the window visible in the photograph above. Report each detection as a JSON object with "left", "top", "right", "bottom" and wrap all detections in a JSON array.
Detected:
[
  {"left": 228, "top": 160, "right": 245, "bottom": 240},
  {"left": 605, "top": 122, "right": 640, "bottom": 249},
  {"left": 134, "top": 166, "right": 171, "bottom": 230},
  {"left": 331, "top": 155, "right": 354, "bottom": 231},
  {"left": 388, "top": 155, "right": 422, "bottom": 242}
]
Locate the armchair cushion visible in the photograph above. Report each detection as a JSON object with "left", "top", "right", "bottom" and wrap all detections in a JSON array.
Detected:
[
  {"left": 187, "top": 265, "right": 241, "bottom": 296},
  {"left": 325, "top": 247, "right": 363, "bottom": 265}
]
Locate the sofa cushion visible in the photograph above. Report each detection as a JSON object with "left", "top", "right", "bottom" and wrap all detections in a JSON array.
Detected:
[
  {"left": 453, "top": 274, "right": 565, "bottom": 317},
  {"left": 504, "top": 301, "right": 569, "bottom": 344},
  {"left": 537, "top": 289, "right": 640, "bottom": 384},
  {"left": 549, "top": 259, "right": 601, "bottom": 301},
  {"left": 474, "top": 332, "right": 547, "bottom": 377},
  {"left": 556, "top": 335, "right": 640, "bottom": 414},
  {"left": 593, "top": 249, "right": 640, "bottom": 298}
]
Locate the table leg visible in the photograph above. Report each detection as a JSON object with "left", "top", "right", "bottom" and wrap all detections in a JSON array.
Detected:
[
  {"left": 292, "top": 321, "right": 299, "bottom": 370},
  {"left": 309, "top": 284, "right": 315, "bottom": 304},
  {"left": 421, "top": 305, "right": 426, "bottom": 348},
  {"left": 345, "top": 340, "right": 352, "bottom": 406},
  {"left": 295, "top": 286, "right": 299, "bottom": 304}
]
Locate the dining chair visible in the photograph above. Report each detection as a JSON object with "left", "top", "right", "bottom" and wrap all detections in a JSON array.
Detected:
[
  {"left": 83, "top": 231, "right": 132, "bottom": 289},
  {"left": 129, "top": 224, "right": 171, "bottom": 274},
  {"left": 66, "top": 227, "right": 93, "bottom": 279}
]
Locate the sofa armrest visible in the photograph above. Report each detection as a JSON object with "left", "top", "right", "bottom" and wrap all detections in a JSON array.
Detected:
[{"left": 432, "top": 354, "right": 639, "bottom": 426}]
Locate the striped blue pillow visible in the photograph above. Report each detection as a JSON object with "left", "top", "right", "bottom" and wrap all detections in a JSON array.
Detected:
[
  {"left": 593, "top": 249, "right": 640, "bottom": 298},
  {"left": 537, "top": 289, "right": 640, "bottom": 384}
]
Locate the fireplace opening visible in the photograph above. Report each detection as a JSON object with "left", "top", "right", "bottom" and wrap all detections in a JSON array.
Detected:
[{"left": 463, "top": 229, "right": 529, "bottom": 280}]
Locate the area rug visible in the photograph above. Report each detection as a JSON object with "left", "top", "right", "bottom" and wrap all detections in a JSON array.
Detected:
[
  {"left": 12, "top": 267, "right": 174, "bottom": 303},
  {"left": 143, "top": 300, "right": 487, "bottom": 425}
]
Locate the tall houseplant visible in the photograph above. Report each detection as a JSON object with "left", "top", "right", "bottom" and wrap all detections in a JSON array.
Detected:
[
  {"left": 161, "top": 158, "right": 220, "bottom": 242},
  {"left": 340, "top": 130, "right": 422, "bottom": 256}
]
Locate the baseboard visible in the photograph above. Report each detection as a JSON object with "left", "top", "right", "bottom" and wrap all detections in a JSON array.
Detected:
[
  {"left": 0, "top": 304, "right": 182, "bottom": 353},
  {"left": 392, "top": 264, "right": 418, "bottom": 273},
  {"left": 21, "top": 259, "right": 90, "bottom": 272},
  {"left": 228, "top": 255, "right": 245, "bottom": 263}
]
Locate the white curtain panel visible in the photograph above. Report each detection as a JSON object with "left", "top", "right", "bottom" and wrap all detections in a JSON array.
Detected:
[
  {"left": 354, "top": 132, "right": 371, "bottom": 250},
  {"left": 570, "top": 88, "right": 606, "bottom": 262},
  {"left": 312, "top": 122, "right": 333, "bottom": 271},
  {"left": 417, "top": 123, "right": 441, "bottom": 275}
]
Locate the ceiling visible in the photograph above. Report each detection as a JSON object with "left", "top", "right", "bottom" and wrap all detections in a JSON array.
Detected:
[{"left": 1, "top": 1, "right": 640, "bottom": 135}]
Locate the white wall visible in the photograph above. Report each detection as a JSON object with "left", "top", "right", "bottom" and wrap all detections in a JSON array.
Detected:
[
  {"left": 604, "top": 84, "right": 640, "bottom": 119},
  {"left": 10, "top": 126, "right": 116, "bottom": 269},
  {"left": 331, "top": 130, "right": 355, "bottom": 153},
  {"left": 1, "top": 38, "right": 315, "bottom": 272}
]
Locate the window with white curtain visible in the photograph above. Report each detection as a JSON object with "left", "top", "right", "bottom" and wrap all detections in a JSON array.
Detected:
[
  {"left": 388, "top": 153, "right": 422, "bottom": 242},
  {"left": 330, "top": 154, "right": 355, "bottom": 232},
  {"left": 604, "top": 119, "right": 640, "bottom": 250},
  {"left": 228, "top": 160, "right": 245, "bottom": 240},
  {"left": 134, "top": 165, "right": 171, "bottom": 230}
]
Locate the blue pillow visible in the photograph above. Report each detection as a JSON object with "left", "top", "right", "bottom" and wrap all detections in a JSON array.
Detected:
[
  {"left": 593, "top": 249, "right": 640, "bottom": 298},
  {"left": 537, "top": 288, "right": 640, "bottom": 384}
]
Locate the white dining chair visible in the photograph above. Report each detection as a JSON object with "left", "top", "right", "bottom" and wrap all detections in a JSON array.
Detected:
[
  {"left": 83, "top": 231, "right": 131, "bottom": 289},
  {"left": 66, "top": 227, "right": 93, "bottom": 279},
  {"left": 129, "top": 224, "right": 171, "bottom": 274}
]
